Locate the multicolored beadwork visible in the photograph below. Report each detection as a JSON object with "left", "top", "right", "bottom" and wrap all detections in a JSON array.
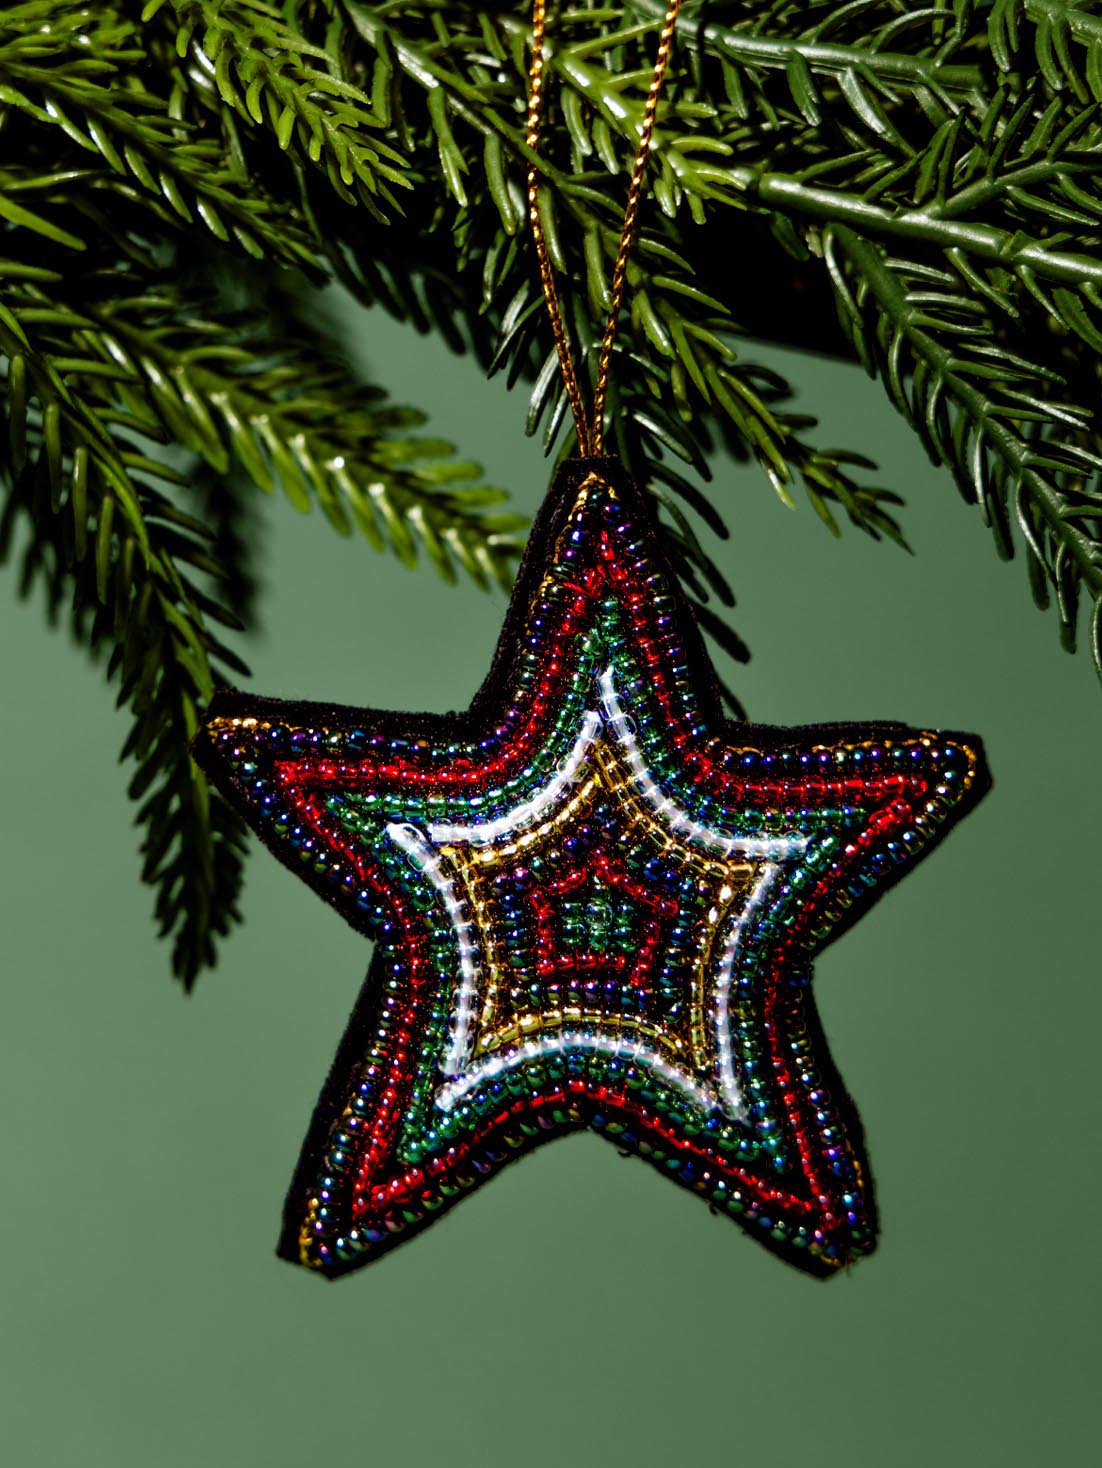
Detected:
[{"left": 194, "top": 458, "right": 989, "bottom": 1279}]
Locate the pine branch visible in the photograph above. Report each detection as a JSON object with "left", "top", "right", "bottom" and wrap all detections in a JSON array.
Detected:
[
  {"left": 0, "top": 235, "right": 522, "bottom": 983},
  {"left": 81, "top": 276, "right": 526, "bottom": 587},
  {"left": 155, "top": 0, "right": 413, "bottom": 217},
  {"left": 0, "top": 286, "right": 250, "bottom": 985},
  {"left": 0, "top": 2, "right": 319, "bottom": 265},
  {"left": 825, "top": 225, "right": 1102, "bottom": 664}
]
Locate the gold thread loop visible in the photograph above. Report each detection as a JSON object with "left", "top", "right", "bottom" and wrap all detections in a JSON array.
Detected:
[
  {"left": 526, "top": 0, "right": 683, "bottom": 457},
  {"left": 526, "top": 0, "right": 592, "bottom": 454},
  {"left": 591, "top": 0, "right": 683, "bottom": 454}
]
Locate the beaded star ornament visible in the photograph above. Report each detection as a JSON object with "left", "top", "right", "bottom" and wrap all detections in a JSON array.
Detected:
[{"left": 194, "top": 0, "right": 989, "bottom": 1280}]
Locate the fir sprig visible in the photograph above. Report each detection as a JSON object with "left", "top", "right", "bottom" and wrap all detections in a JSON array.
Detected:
[{"left": 3, "top": 0, "right": 1101, "bottom": 981}]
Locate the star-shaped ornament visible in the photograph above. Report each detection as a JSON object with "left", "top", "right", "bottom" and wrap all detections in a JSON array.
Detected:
[{"left": 194, "top": 458, "right": 988, "bottom": 1279}]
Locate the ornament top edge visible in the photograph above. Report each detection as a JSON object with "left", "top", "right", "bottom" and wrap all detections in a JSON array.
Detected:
[{"left": 550, "top": 453, "right": 636, "bottom": 497}]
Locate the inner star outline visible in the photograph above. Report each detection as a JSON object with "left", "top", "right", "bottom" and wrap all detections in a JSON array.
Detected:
[
  {"left": 384, "top": 664, "right": 809, "bottom": 1122},
  {"left": 193, "top": 456, "right": 989, "bottom": 1280}
]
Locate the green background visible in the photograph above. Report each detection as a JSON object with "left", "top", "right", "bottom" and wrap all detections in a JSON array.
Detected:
[{"left": 3, "top": 305, "right": 1098, "bottom": 1465}]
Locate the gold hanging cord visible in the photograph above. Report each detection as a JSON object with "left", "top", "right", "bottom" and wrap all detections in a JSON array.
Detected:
[{"left": 525, "top": 0, "right": 684, "bottom": 457}]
